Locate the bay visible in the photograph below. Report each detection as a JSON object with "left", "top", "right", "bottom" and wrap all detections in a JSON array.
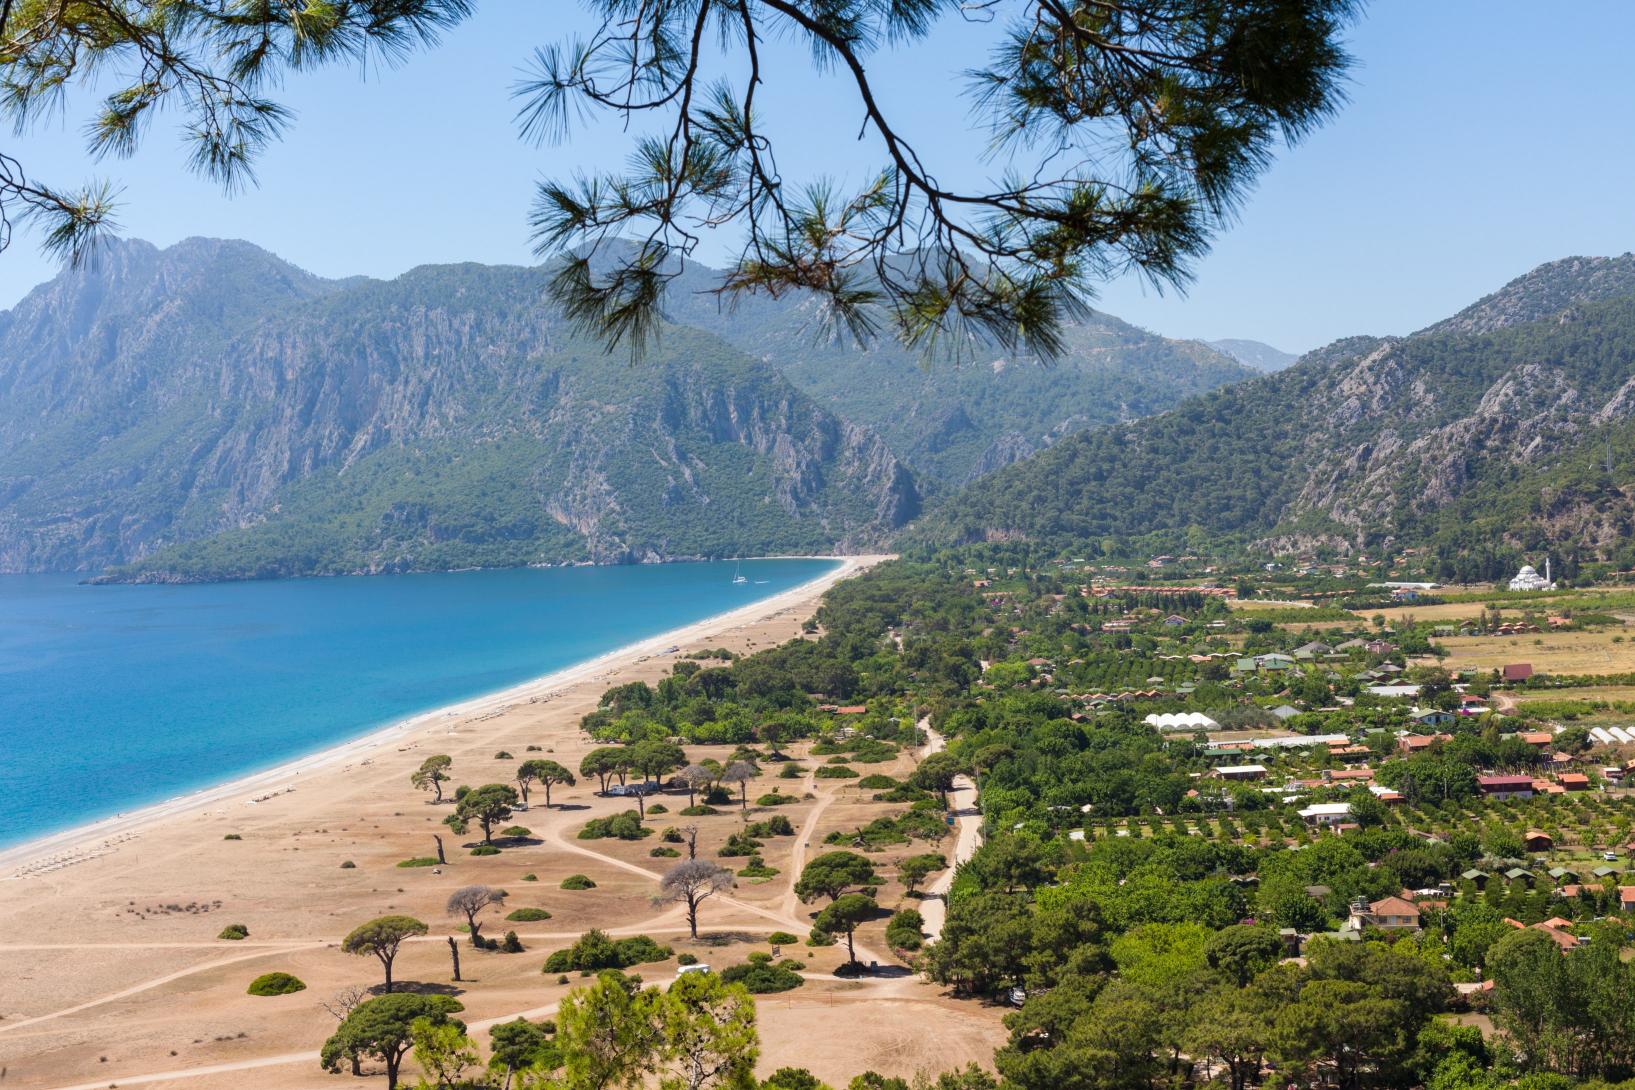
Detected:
[{"left": 0, "top": 558, "right": 838, "bottom": 847}]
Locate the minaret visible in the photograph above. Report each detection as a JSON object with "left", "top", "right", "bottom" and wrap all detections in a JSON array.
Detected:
[{"left": 1546, "top": 558, "right": 1552, "bottom": 586}]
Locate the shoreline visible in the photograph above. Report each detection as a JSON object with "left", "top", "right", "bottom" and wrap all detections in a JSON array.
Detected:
[{"left": 0, "top": 553, "right": 884, "bottom": 875}]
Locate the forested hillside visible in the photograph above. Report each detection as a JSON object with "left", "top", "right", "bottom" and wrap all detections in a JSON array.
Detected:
[
  {"left": 0, "top": 239, "right": 917, "bottom": 578},
  {"left": 915, "top": 255, "right": 1635, "bottom": 578},
  {"left": 664, "top": 263, "right": 1255, "bottom": 488}
]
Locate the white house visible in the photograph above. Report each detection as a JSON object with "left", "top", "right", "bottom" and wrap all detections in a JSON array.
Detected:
[{"left": 1298, "top": 802, "right": 1354, "bottom": 826}]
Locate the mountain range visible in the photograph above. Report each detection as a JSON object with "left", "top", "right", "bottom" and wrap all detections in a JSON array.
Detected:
[
  {"left": 0, "top": 238, "right": 1255, "bottom": 579},
  {"left": 918, "top": 254, "right": 1635, "bottom": 579},
  {"left": 1207, "top": 339, "right": 1299, "bottom": 372}
]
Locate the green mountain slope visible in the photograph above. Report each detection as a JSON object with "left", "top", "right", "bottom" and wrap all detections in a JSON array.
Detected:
[
  {"left": 662, "top": 263, "right": 1256, "bottom": 489},
  {"left": 0, "top": 241, "right": 917, "bottom": 578},
  {"left": 914, "top": 254, "right": 1635, "bottom": 576}
]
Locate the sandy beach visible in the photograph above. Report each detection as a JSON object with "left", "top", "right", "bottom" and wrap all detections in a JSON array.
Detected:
[
  {"left": 0, "top": 555, "right": 874, "bottom": 878},
  {"left": 0, "top": 552, "right": 1006, "bottom": 1090}
]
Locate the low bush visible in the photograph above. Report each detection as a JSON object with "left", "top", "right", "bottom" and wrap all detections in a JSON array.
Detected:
[
  {"left": 578, "top": 811, "right": 652, "bottom": 841},
  {"left": 647, "top": 804, "right": 668, "bottom": 814},
  {"left": 680, "top": 805, "right": 721, "bottom": 817},
  {"left": 651, "top": 846, "right": 681, "bottom": 858},
  {"left": 661, "top": 827, "right": 686, "bottom": 843},
  {"left": 246, "top": 971, "right": 305, "bottom": 996},
  {"left": 223, "top": 833, "right": 242, "bottom": 841},
  {"left": 218, "top": 923, "right": 249, "bottom": 941},
  {"left": 737, "top": 857, "right": 779, "bottom": 879},
  {"left": 541, "top": 929, "right": 672, "bottom": 973},
  {"left": 501, "top": 825, "right": 532, "bottom": 838},
  {"left": 471, "top": 845, "right": 501, "bottom": 856},
  {"left": 397, "top": 856, "right": 440, "bottom": 868},
  {"left": 857, "top": 775, "right": 899, "bottom": 790},
  {"left": 756, "top": 793, "right": 799, "bottom": 807},
  {"left": 814, "top": 766, "right": 859, "bottom": 780},
  {"left": 502, "top": 931, "right": 525, "bottom": 953},
  {"left": 507, "top": 907, "right": 553, "bottom": 922},
  {"left": 561, "top": 874, "right": 597, "bottom": 890},
  {"left": 886, "top": 909, "right": 925, "bottom": 950},
  {"left": 339, "top": 860, "right": 356, "bottom": 869},
  {"left": 721, "top": 957, "right": 804, "bottom": 993},
  {"left": 719, "top": 832, "right": 763, "bottom": 857},
  {"left": 767, "top": 931, "right": 800, "bottom": 946},
  {"left": 522, "top": 873, "right": 538, "bottom": 882},
  {"left": 778, "top": 763, "right": 808, "bottom": 779},
  {"left": 747, "top": 816, "right": 795, "bottom": 837},
  {"left": 678, "top": 952, "right": 699, "bottom": 966},
  {"left": 495, "top": 750, "right": 513, "bottom": 759}
]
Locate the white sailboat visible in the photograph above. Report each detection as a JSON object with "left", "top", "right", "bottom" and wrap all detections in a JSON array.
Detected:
[{"left": 731, "top": 559, "right": 748, "bottom": 585}]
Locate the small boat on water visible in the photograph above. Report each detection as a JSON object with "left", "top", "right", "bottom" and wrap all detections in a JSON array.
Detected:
[{"left": 731, "top": 560, "right": 748, "bottom": 585}]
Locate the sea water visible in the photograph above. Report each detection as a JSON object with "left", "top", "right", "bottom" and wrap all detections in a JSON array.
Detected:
[{"left": 0, "top": 559, "right": 839, "bottom": 848}]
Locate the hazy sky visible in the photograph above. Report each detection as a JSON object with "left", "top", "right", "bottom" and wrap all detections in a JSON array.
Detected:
[{"left": 2, "top": 0, "right": 1632, "bottom": 353}]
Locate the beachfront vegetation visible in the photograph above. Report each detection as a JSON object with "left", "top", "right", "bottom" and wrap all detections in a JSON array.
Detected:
[
  {"left": 654, "top": 859, "right": 734, "bottom": 940},
  {"left": 246, "top": 971, "right": 306, "bottom": 996},
  {"left": 341, "top": 915, "right": 429, "bottom": 994},
  {"left": 321, "top": 993, "right": 465, "bottom": 1090},
  {"left": 443, "top": 784, "right": 519, "bottom": 845},
  {"left": 411, "top": 755, "right": 453, "bottom": 803},
  {"left": 447, "top": 885, "right": 508, "bottom": 948},
  {"left": 540, "top": 930, "right": 672, "bottom": 973}
]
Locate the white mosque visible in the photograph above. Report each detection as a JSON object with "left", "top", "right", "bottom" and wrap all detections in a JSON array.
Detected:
[{"left": 1508, "top": 559, "right": 1554, "bottom": 592}]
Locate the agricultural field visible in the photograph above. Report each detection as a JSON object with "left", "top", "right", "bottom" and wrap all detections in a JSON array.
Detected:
[{"left": 1435, "top": 629, "right": 1635, "bottom": 675}]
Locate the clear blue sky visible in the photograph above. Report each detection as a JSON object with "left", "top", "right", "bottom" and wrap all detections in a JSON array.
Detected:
[{"left": 3, "top": 0, "right": 1633, "bottom": 353}]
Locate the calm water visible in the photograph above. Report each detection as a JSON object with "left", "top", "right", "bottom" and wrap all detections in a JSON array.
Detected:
[{"left": 0, "top": 559, "right": 838, "bottom": 848}]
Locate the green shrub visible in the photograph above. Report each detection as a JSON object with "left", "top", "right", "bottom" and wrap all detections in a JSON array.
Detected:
[
  {"left": 246, "top": 971, "right": 305, "bottom": 996},
  {"left": 561, "top": 874, "right": 597, "bottom": 890},
  {"left": 857, "top": 775, "right": 899, "bottom": 790},
  {"left": 720, "top": 960, "right": 803, "bottom": 993},
  {"left": 704, "top": 787, "right": 733, "bottom": 805},
  {"left": 746, "top": 815, "right": 796, "bottom": 837},
  {"left": 886, "top": 909, "right": 925, "bottom": 950},
  {"left": 680, "top": 805, "right": 721, "bottom": 816},
  {"left": 778, "top": 763, "right": 808, "bottom": 779},
  {"left": 578, "top": 811, "right": 652, "bottom": 841},
  {"left": 678, "top": 952, "right": 699, "bottom": 966},
  {"left": 541, "top": 929, "right": 672, "bottom": 972},
  {"left": 807, "top": 927, "right": 836, "bottom": 947},
  {"left": 647, "top": 804, "right": 668, "bottom": 814},
  {"left": 339, "top": 860, "right": 356, "bottom": 869},
  {"left": 507, "top": 907, "right": 554, "bottom": 922},
  {"left": 223, "top": 833, "right": 242, "bottom": 841},
  {"left": 719, "top": 832, "right": 764, "bottom": 857},
  {"left": 522, "top": 873, "right": 538, "bottom": 881},
  {"left": 767, "top": 931, "right": 800, "bottom": 946},
  {"left": 397, "top": 856, "right": 440, "bottom": 868},
  {"left": 218, "top": 923, "right": 249, "bottom": 941},
  {"left": 502, "top": 931, "right": 525, "bottom": 953},
  {"left": 471, "top": 845, "right": 501, "bottom": 856},
  {"left": 501, "top": 825, "right": 532, "bottom": 837},
  {"left": 662, "top": 827, "right": 686, "bottom": 843},
  {"left": 756, "top": 793, "right": 799, "bottom": 807},
  {"left": 651, "top": 846, "right": 681, "bottom": 858},
  {"left": 495, "top": 750, "right": 513, "bottom": 759},
  {"left": 738, "top": 857, "right": 779, "bottom": 879},
  {"left": 815, "top": 766, "right": 859, "bottom": 779}
]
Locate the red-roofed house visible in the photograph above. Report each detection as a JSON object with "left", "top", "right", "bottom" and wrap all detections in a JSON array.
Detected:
[
  {"left": 1502, "top": 663, "right": 1535, "bottom": 682},
  {"left": 1350, "top": 895, "right": 1421, "bottom": 931},
  {"left": 1557, "top": 773, "right": 1591, "bottom": 791},
  {"left": 1524, "top": 830, "right": 1554, "bottom": 851},
  {"left": 1479, "top": 775, "right": 1536, "bottom": 799}
]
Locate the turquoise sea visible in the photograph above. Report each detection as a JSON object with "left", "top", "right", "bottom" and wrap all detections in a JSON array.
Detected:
[{"left": 0, "top": 559, "right": 838, "bottom": 849}]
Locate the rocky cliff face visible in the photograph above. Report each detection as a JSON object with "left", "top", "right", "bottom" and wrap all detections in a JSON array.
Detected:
[
  {"left": 917, "top": 253, "right": 1635, "bottom": 564},
  {"left": 0, "top": 241, "right": 917, "bottom": 577}
]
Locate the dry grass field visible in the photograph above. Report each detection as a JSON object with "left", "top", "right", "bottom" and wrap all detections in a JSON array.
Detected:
[{"left": 1435, "top": 630, "right": 1635, "bottom": 675}]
